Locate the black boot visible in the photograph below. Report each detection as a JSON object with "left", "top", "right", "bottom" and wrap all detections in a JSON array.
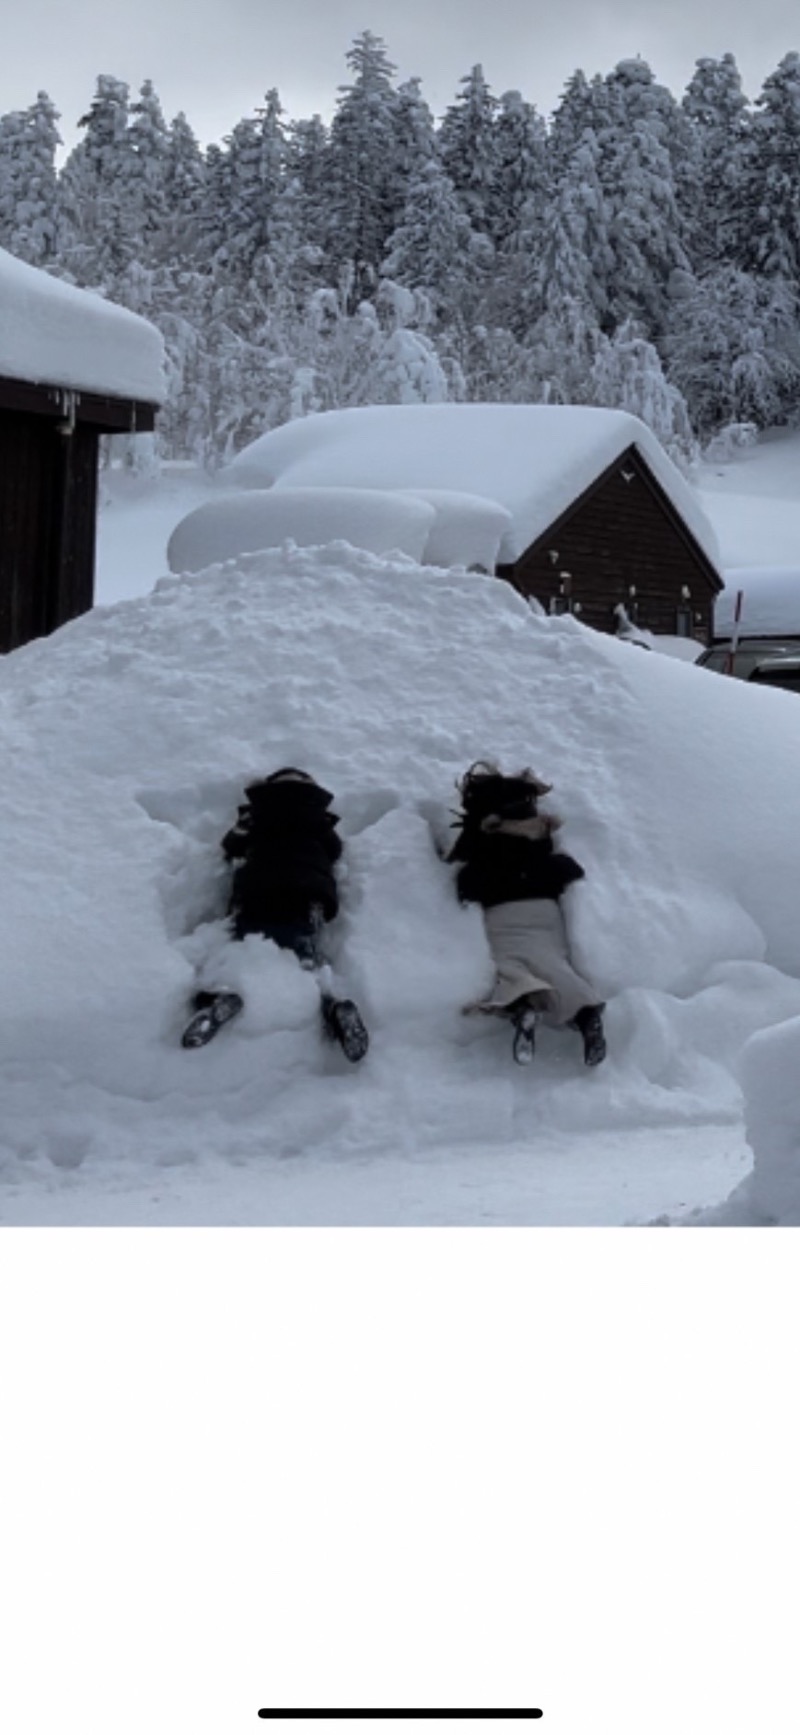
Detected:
[
  {"left": 181, "top": 989, "right": 244, "bottom": 1049},
  {"left": 321, "top": 993, "right": 370, "bottom": 1064},
  {"left": 511, "top": 1000, "right": 538, "bottom": 1066},
  {"left": 574, "top": 1004, "right": 606, "bottom": 1067}
]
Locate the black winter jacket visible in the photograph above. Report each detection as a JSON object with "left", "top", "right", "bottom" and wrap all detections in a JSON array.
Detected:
[
  {"left": 222, "top": 780, "right": 342, "bottom": 934},
  {"left": 449, "top": 816, "right": 585, "bottom": 911}
]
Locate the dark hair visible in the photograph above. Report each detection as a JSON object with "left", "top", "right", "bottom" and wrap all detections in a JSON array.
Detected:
[{"left": 265, "top": 767, "right": 316, "bottom": 784}]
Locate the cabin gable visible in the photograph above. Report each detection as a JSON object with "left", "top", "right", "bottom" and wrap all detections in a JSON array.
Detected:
[{"left": 499, "top": 445, "right": 721, "bottom": 641}]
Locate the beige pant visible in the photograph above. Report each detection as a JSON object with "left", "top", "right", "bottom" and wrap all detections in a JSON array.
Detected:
[{"left": 474, "top": 898, "right": 599, "bottom": 1025}]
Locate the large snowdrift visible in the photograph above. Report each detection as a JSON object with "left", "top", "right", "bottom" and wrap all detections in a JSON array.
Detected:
[
  {"left": 227, "top": 403, "right": 720, "bottom": 568},
  {"left": 0, "top": 245, "right": 165, "bottom": 403},
  {"left": 4, "top": 542, "right": 800, "bottom": 1223}
]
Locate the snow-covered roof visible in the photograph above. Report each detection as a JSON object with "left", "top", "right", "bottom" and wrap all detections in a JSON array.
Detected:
[
  {"left": 168, "top": 484, "right": 514, "bottom": 574},
  {"left": 0, "top": 246, "right": 166, "bottom": 404},
  {"left": 167, "top": 487, "right": 437, "bottom": 572},
  {"left": 228, "top": 404, "right": 720, "bottom": 568},
  {"left": 715, "top": 568, "right": 800, "bottom": 637},
  {"left": 395, "top": 489, "right": 512, "bottom": 569}
]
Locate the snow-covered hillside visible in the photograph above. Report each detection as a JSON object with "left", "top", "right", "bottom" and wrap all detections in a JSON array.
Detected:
[{"left": 6, "top": 484, "right": 800, "bottom": 1222}]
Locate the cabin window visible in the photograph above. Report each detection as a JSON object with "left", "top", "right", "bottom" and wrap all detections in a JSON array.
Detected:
[
  {"left": 675, "top": 606, "right": 693, "bottom": 636},
  {"left": 549, "top": 568, "right": 573, "bottom": 614}
]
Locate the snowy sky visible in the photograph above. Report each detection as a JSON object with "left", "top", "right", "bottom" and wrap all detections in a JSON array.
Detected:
[{"left": 1, "top": 0, "right": 798, "bottom": 148}]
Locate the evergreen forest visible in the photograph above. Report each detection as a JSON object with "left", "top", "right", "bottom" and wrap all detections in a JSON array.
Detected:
[{"left": 3, "top": 33, "right": 800, "bottom": 469}]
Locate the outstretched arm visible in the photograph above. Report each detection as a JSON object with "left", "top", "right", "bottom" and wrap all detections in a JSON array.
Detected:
[{"left": 221, "top": 805, "right": 252, "bottom": 860}]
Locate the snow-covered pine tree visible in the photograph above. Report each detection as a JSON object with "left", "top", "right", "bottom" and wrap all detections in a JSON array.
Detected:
[
  {"left": 324, "top": 31, "right": 400, "bottom": 309},
  {"left": 664, "top": 266, "right": 800, "bottom": 436},
  {"left": 525, "top": 294, "right": 600, "bottom": 407},
  {"left": 597, "top": 60, "right": 691, "bottom": 337},
  {"left": 438, "top": 64, "right": 499, "bottom": 240},
  {"left": 367, "top": 280, "right": 449, "bottom": 402},
  {"left": 382, "top": 156, "right": 483, "bottom": 321},
  {"left": 490, "top": 89, "right": 549, "bottom": 249},
  {"left": 680, "top": 54, "right": 750, "bottom": 271},
  {"left": 56, "top": 75, "right": 135, "bottom": 287},
  {"left": 281, "top": 116, "right": 331, "bottom": 308},
  {"left": 213, "top": 90, "right": 289, "bottom": 287},
  {"left": 127, "top": 80, "right": 171, "bottom": 265},
  {"left": 195, "top": 142, "right": 231, "bottom": 266},
  {"left": 588, "top": 317, "right": 699, "bottom": 468},
  {"left": 549, "top": 69, "right": 611, "bottom": 172},
  {"left": 386, "top": 77, "right": 437, "bottom": 224},
  {"left": 161, "top": 111, "right": 206, "bottom": 266},
  {"left": 525, "top": 129, "right": 613, "bottom": 331},
  {"left": 0, "top": 91, "right": 60, "bottom": 266},
  {"left": 740, "top": 52, "right": 800, "bottom": 285}
]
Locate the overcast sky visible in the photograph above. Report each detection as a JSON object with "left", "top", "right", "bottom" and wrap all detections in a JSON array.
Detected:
[{"left": 2, "top": 0, "right": 799, "bottom": 151}]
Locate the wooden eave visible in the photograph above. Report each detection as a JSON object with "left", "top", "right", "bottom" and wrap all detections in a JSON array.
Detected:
[
  {"left": 0, "top": 372, "right": 158, "bottom": 433},
  {"left": 519, "top": 443, "right": 723, "bottom": 595}
]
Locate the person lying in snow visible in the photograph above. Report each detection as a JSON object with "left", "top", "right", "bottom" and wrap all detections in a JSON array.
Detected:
[
  {"left": 447, "top": 761, "right": 606, "bottom": 1067},
  {"left": 181, "top": 768, "right": 369, "bottom": 1062}
]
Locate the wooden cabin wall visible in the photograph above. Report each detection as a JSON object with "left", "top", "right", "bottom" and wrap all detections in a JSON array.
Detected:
[
  {"left": 508, "top": 458, "right": 715, "bottom": 642},
  {"left": 1, "top": 411, "right": 98, "bottom": 654}
]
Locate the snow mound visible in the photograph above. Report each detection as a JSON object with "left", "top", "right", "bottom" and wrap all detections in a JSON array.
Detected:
[
  {"left": 167, "top": 487, "right": 436, "bottom": 572},
  {"left": 739, "top": 1018, "right": 800, "bottom": 1223},
  {"left": 0, "top": 245, "right": 165, "bottom": 403},
  {"left": 689, "top": 1013, "right": 800, "bottom": 1225},
  {"left": 6, "top": 539, "right": 800, "bottom": 1221},
  {"left": 227, "top": 403, "right": 720, "bottom": 568}
]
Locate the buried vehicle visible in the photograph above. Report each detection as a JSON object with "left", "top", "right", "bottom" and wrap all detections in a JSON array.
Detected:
[
  {"left": 698, "top": 567, "right": 800, "bottom": 688},
  {"left": 697, "top": 636, "right": 800, "bottom": 681}
]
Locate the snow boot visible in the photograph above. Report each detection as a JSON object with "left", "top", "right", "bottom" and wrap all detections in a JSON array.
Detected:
[
  {"left": 181, "top": 989, "right": 244, "bottom": 1050},
  {"left": 321, "top": 993, "right": 370, "bottom": 1064},
  {"left": 511, "top": 1002, "right": 538, "bottom": 1066},
  {"left": 575, "top": 1004, "right": 607, "bottom": 1067}
]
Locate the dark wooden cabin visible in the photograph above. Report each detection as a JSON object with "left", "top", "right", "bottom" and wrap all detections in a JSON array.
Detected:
[
  {"left": 496, "top": 442, "right": 722, "bottom": 643},
  {"left": 0, "top": 375, "right": 158, "bottom": 655}
]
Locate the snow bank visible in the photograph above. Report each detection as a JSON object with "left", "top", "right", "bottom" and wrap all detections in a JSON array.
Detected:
[
  {"left": 167, "top": 487, "right": 436, "bottom": 572},
  {"left": 228, "top": 403, "right": 720, "bottom": 568},
  {"left": 6, "top": 538, "right": 800, "bottom": 1221},
  {"left": 715, "top": 568, "right": 800, "bottom": 637},
  {"left": 693, "top": 1015, "right": 800, "bottom": 1225},
  {"left": 739, "top": 1019, "right": 800, "bottom": 1222},
  {"left": 0, "top": 246, "right": 165, "bottom": 403}
]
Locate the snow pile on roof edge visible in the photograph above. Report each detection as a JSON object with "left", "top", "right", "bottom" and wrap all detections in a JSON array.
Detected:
[{"left": 0, "top": 246, "right": 166, "bottom": 404}]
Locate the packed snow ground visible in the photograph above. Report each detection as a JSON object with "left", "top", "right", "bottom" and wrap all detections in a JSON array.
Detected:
[{"left": 4, "top": 433, "right": 800, "bottom": 1225}]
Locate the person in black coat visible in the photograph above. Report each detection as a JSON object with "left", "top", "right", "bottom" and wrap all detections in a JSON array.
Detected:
[
  {"left": 222, "top": 769, "right": 343, "bottom": 950},
  {"left": 448, "top": 761, "right": 606, "bottom": 1066},
  {"left": 181, "top": 768, "right": 368, "bottom": 1060}
]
